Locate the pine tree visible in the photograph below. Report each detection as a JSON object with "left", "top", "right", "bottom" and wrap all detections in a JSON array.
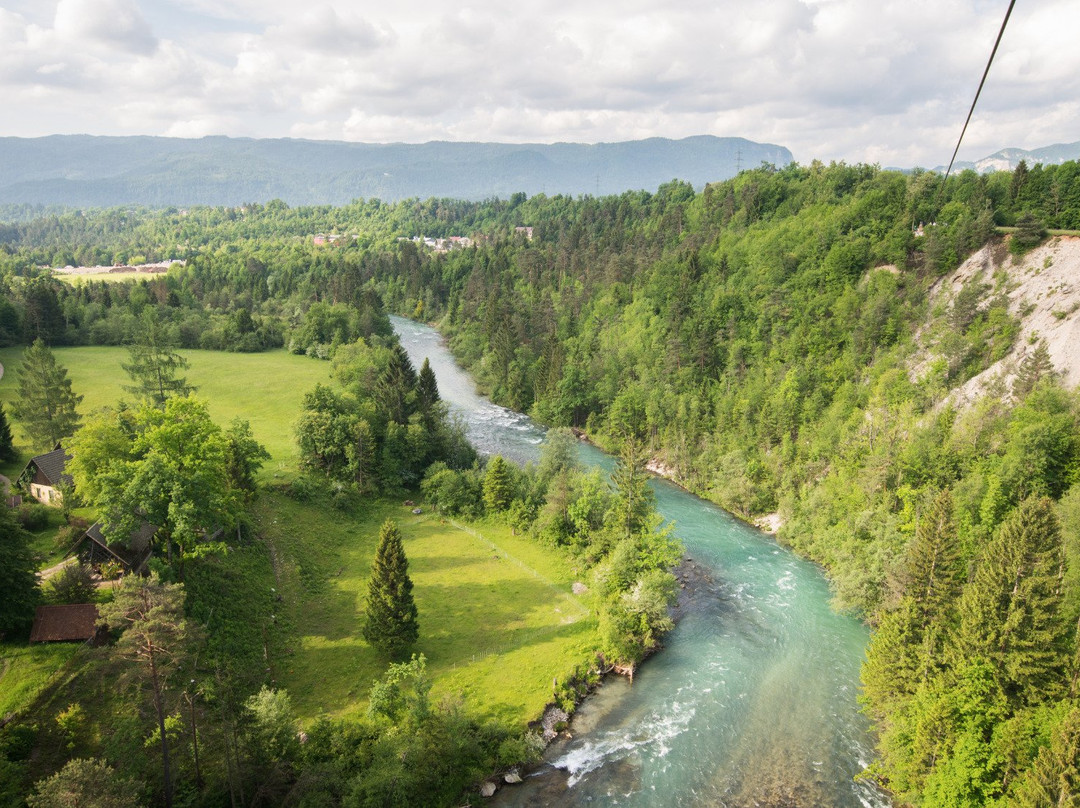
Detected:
[
  {"left": 122, "top": 311, "right": 194, "bottom": 408},
  {"left": 11, "top": 338, "right": 83, "bottom": 450},
  {"left": 954, "top": 497, "right": 1070, "bottom": 707},
  {"left": 362, "top": 520, "right": 419, "bottom": 659},
  {"left": 0, "top": 401, "right": 16, "bottom": 462},
  {"left": 483, "top": 455, "right": 514, "bottom": 513}
]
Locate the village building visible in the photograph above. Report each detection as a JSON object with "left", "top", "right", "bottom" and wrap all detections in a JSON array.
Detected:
[
  {"left": 70, "top": 520, "right": 158, "bottom": 577},
  {"left": 29, "top": 604, "right": 101, "bottom": 644},
  {"left": 18, "top": 446, "right": 73, "bottom": 506}
]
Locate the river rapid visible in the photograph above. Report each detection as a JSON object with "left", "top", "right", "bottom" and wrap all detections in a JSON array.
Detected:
[{"left": 392, "top": 315, "right": 888, "bottom": 808}]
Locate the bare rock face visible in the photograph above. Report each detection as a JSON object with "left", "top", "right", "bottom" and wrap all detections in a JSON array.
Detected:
[
  {"left": 572, "top": 581, "right": 588, "bottom": 595},
  {"left": 480, "top": 781, "right": 498, "bottom": 797},
  {"left": 504, "top": 770, "right": 523, "bottom": 784}
]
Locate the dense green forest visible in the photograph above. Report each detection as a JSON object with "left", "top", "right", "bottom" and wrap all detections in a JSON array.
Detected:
[{"left": 3, "top": 157, "right": 1080, "bottom": 804}]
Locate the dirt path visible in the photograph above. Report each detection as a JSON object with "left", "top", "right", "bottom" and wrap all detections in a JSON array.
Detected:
[{"left": 38, "top": 557, "right": 76, "bottom": 580}]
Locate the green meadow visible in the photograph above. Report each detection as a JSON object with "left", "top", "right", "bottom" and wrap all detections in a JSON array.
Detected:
[
  {"left": 260, "top": 494, "right": 595, "bottom": 725},
  {"left": 0, "top": 345, "right": 598, "bottom": 730},
  {"left": 0, "top": 346, "right": 333, "bottom": 477}
]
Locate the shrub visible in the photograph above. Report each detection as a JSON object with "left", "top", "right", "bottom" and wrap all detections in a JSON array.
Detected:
[
  {"left": 15, "top": 504, "right": 50, "bottom": 532},
  {"left": 47, "top": 563, "right": 96, "bottom": 604}
]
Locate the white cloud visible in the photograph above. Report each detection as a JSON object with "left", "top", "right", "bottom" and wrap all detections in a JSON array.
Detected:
[
  {"left": 0, "top": 0, "right": 1077, "bottom": 168},
  {"left": 54, "top": 0, "right": 157, "bottom": 54}
]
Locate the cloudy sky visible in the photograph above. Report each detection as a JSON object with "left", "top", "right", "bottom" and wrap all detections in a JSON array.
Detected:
[{"left": 1, "top": 0, "right": 1076, "bottom": 167}]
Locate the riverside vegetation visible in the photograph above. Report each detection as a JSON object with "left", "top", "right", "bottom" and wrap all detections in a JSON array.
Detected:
[{"left": 1, "top": 158, "right": 1080, "bottom": 804}]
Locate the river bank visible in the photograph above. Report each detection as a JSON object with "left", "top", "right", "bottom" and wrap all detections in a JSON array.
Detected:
[{"left": 393, "top": 314, "right": 886, "bottom": 808}]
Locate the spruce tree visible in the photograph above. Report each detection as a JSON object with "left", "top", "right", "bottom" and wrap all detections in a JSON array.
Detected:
[
  {"left": 122, "top": 310, "right": 194, "bottom": 408},
  {"left": 483, "top": 455, "right": 514, "bottom": 513},
  {"left": 11, "top": 338, "right": 83, "bottom": 450},
  {"left": 903, "top": 490, "right": 966, "bottom": 632},
  {"left": 0, "top": 401, "right": 16, "bottom": 462},
  {"left": 1013, "top": 339, "right": 1055, "bottom": 399},
  {"left": 362, "top": 519, "right": 419, "bottom": 658},
  {"left": 954, "top": 497, "right": 1070, "bottom": 707},
  {"left": 1011, "top": 707, "right": 1080, "bottom": 807},
  {"left": 415, "top": 357, "right": 441, "bottom": 417},
  {"left": 377, "top": 345, "right": 417, "bottom": 426}
]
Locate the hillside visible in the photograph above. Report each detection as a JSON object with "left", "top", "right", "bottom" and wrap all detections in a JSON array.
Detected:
[
  {"left": 0, "top": 134, "right": 792, "bottom": 209},
  {"left": 928, "top": 236, "right": 1080, "bottom": 404}
]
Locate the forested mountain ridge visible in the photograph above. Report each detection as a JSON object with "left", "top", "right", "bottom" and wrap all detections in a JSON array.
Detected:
[{"left": 0, "top": 134, "right": 791, "bottom": 209}]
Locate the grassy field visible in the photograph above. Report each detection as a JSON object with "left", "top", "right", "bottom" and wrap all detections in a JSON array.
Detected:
[
  {"left": 0, "top": 346, "right": 332, "bottom": 478},
  {"left": 259, "top": 492, "right": 595, "bottom": 727},
  {"left": 0, "top": 344, "right": 599, "bottom": 735},
  {"left": 0, "top": 642, "right": 81, "bottom": 722}
]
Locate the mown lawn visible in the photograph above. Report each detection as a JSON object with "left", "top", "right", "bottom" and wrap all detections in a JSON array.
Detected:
[
  {"left": 258, "top": 491, "right": 596, "bottom": 727},
  {"left": 0, "top": 346, "right": 332, "bottom": 478}
]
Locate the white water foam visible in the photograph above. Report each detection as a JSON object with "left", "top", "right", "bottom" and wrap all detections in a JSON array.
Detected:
[{"left": 554, "top": 700, "right": 697, "bottom": 788}]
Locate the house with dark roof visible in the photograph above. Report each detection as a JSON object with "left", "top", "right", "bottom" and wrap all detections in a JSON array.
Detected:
[
  {"left": 70, "top": 520, "right": 157, "bottom": 577},
  {"left": 18, "top": 446, "right": 73, "bottom": 506},
  {"left": 29, "top": 604, "right": 100, "bottom": 643}
]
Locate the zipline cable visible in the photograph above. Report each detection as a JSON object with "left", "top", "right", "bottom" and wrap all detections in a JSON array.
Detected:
[{"left": 935, "top": 0, "right": 1017, "bottom": 206}]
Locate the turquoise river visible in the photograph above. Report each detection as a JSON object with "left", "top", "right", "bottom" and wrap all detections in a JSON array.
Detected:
[{"left": 393, "top": 315, "right": 889, "bottom": 808}]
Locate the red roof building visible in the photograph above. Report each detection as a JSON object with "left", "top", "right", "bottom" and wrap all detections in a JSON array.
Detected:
[{"left": 29, "top": 604, "right": 99, "bottom": 643}]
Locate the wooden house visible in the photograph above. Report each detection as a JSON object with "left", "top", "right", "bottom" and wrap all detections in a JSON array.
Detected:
[
  {"left": 70, "top": 520, "right": 157, "bottom": 577},
  {"left": 29, "top": 604, "right": 100, "bottom": 643},
  {"left": 18, "top": 446, "right": 73, "bottom": 506}
]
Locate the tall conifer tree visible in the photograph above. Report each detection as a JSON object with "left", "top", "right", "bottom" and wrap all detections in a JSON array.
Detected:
[
  {"left": 362, "top": 519, "right": 419, "bottom": 658},
  {"left": 954, "top": 496, "right": 1070, "bottom": 707},
  {"left": 123, "top": 310, "right": 195, "bottom": 408},
  {"left": 0, "top": 505, "right": 40, "bottom": 638},
  {"left": 11, "top": 338, "right": 83, "bottom": 450},
  {"left": 903, "top": 490, "right": 966, "bottom": 632},
  {"left": 483, "top": 455, "right": 514, "bottom": 513},
  {"left": 0, "top": 401, "right": 16, "bottom": 462}
]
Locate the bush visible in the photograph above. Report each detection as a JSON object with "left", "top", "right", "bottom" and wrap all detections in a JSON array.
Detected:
[
  {"left": 47, "top": 563, "right": 96, "bottom": 604},
  {"left": 15, "top": 503, "right": 50, "bottom": 532}
]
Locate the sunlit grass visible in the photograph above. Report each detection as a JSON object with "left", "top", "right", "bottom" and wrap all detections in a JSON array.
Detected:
[
  {"left": 0, "top": 642, "right": 81, "bottom": 721},
  {"left": 258, "top": 492, "right": 595, "bottom": 727},
  {"left": 0, "top": 346, "right": 332, "bottom": 477}
]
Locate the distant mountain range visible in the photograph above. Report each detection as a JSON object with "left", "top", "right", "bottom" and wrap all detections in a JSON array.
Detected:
[
  {"left": 0, "top": 135, "right": 792, "bottom": 208},
  {"left": 933, "top": 140, "right": 1080, "bottom": 174}
]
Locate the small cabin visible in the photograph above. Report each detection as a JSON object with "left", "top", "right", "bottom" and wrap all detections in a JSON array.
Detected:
[
  {"left": 29, "top": 604, "right": 101, "bottom": 644},
  {"left": 70, "top": 520, "right": 157, "bottom": 577},
  {"left": 18, "top": 446, "right": 73, "bottom": 506}
]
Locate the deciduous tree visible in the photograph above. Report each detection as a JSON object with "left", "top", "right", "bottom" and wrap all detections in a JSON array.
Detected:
[{"left": 27, "top": 757, "right": 143, "bottom": 808}]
